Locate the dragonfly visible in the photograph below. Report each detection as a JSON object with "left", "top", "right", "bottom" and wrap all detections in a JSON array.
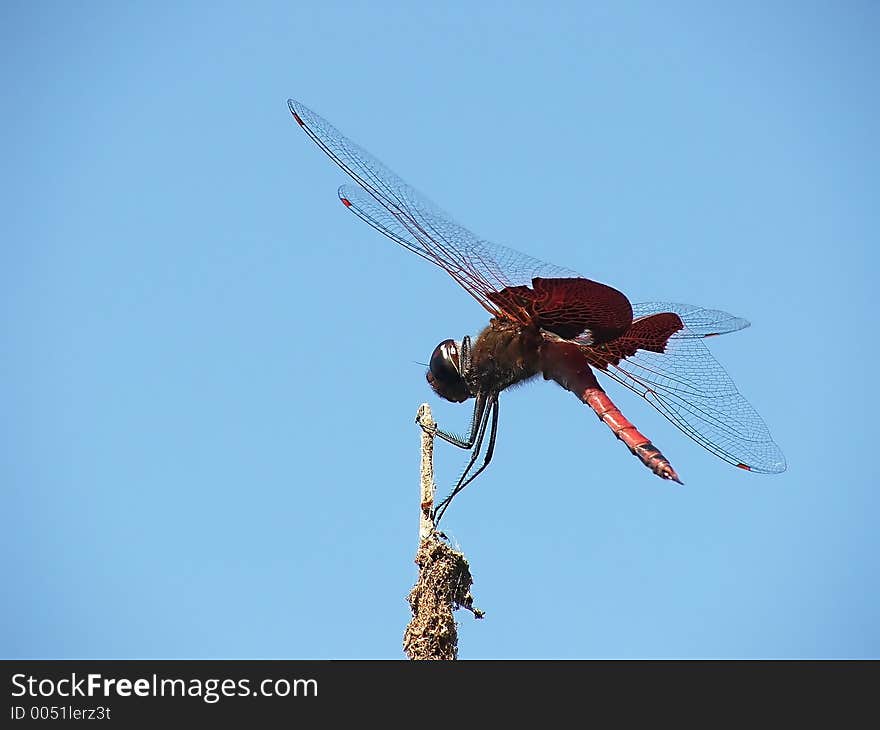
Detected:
[{"left": 288, "top": 98, "right": 786, "bottom": 524}]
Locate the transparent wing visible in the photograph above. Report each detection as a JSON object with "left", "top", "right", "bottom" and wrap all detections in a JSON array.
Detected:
[
  {"left": 588, "top": 303, "right": 785, "bottom": 473},
  {"left": 632, "top": 303, "right": 750, "bottom": 338},
  {"left": 289, "top": 98, "right": 575, "bottom": 320}
]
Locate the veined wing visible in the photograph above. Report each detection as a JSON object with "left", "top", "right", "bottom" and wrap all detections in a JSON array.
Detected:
[
  {"left": 289, "top": 98, "right": 575, "bottom": 322},
  {"left": 632, "top": 303, "right": 750, "bottom": 338},
  {"left": 585, "top": 303, "right": 785, "bottom": 473}
]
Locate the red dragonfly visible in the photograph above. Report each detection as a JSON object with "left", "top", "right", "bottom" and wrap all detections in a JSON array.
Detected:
[{"left": 288, "top": 98, "right": 786, "bottom": 523}]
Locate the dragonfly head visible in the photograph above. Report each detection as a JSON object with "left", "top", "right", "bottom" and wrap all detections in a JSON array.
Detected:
[{"left": 427, "top": 339, "right": 470, "bottom": 403}]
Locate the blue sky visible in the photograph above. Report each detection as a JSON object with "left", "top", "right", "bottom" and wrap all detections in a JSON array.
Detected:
[{"left": 2, "top": 1, "right": 877, "bottom": 658}]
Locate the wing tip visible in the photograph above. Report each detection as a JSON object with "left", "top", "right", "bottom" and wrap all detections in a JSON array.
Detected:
[
  {"left": 287, "top": 99, "right": 305, "bottom": 126},
  {"left": 737, "top": 457, "right": 787, "bottom": 474}
]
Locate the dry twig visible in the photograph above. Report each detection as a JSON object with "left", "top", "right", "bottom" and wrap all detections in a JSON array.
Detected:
[{"left": 403, "top": 404, "right": 483, "bottom": 660}]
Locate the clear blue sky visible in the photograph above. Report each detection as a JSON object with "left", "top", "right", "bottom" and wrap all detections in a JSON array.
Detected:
[{"left": 2, "top": 1, "right": 877, "bottom": 659}]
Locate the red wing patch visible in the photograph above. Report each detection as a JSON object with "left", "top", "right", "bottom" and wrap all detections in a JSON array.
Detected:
[
  {"left": 585, "top": 312, "right": 684, "bottom": 369},
  {"left": 489, "top": 277, "right": 633, "bottom": 342}
]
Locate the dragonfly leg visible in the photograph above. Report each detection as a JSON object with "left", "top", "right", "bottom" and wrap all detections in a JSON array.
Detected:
[
  {"left": 432, "top": 395, "right": 499, "bottom": 525},
  {"left": 418, "top": 391, "right": 487, "bottom": 450}
]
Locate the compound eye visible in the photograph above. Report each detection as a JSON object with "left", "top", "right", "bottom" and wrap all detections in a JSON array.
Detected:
[
  {"left": 427, "top": 339, "right": 470, "bottom": 403},
  {"left": 429, "top": 339, "right": 460, "bottom": 382}
]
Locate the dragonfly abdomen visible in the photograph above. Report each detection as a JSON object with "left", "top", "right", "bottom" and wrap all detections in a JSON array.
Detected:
[{"left": 540, "top": 339, "right": 683, "bottom": 484}]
